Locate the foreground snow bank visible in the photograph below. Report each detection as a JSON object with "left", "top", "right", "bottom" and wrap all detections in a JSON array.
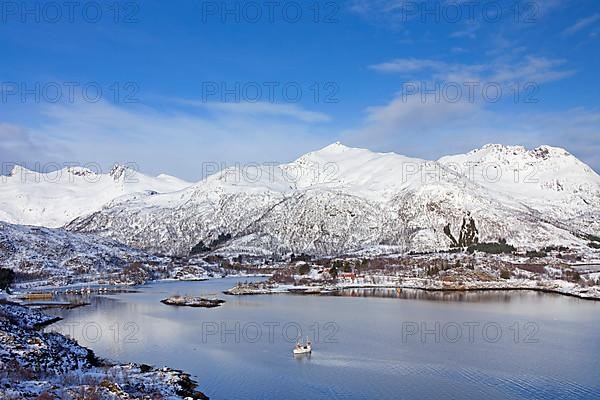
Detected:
[{"left": 0, "top": 302, "right": 208, "bottom": 400}]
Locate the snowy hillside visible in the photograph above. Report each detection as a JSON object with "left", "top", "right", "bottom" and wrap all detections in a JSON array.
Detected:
[
  {"left": 0, "top": 164, "right": 190, "bottom": 228},
  {"left": 0, "top": 221, "right": 165, "bottom": 284},
  {"left": 64, "top": 143, "right": 600, "bottom": 257},
  {"left": 439, "top": 144, "right": 600, "bottom": 234}
]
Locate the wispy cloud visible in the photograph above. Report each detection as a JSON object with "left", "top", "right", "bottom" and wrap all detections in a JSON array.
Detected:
[
  {"left": 563, "top": 13, "right": 600, "bottom": 36},
  {"left": 369, "top": 56, "right": 574, "bottom": 84},
  {"left": 369, "top": 58, "right": 447, "bottom": 73},
  {"left": 451, "top": 47, "right": 469, "bottom": 54},
  {"left": 1, "top": 100, "right": 334, "bottom": 180},
  {"left": 343, "top": 96, "right": 600, "bottom": 171},
  {"left": 180, "top": 100, "right": 332, "bottom": 123},
  {"left": 488, "top": 57, "right": 574, "bottom": 84},
  {"left": 0, "top": 123, "right": 61, "bottom": 171},
  {"left": 450, "top": 22, "right": 480, "bottom": 39},
  {"left": 345, "top": 52, "right": 597, "bottom": 170}
]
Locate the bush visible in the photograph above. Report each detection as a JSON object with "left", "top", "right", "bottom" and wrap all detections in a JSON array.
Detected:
[
  {"left": 564, "top": 269, "right": 581, "bottom": 283},
  {"left": 210, "top": 233, "right": 232, "bottom": 248},
  {"left": 121, "top": 262, "right": 149, "bottom": 285},
  {"left": 427, "top": 266, "right": 440, "bottom": 276},
  {"left": 190, "top": 241, "right": 210, "bottom": 255},
  {"left": 0, "top": 268, "right": 15, "bottom": 292},
  {"left": 518, "top": 264, "right": 546, "bottom": 274},
  {"left": 291, "top": 253, "right": 312, "bottom": 262},
  {"left": 298, "top": 264, "right": 310, "bottom": 275},
  {"left": 342, "top": 261, "right": 352, "bottom": 273},
  {"left": 526, "top": 250, "right": 547, "bottom": 258},
  {"left": 583, "top": 234, "right": 600, "bottom": 243},
  {"left": 543, "top": 245, "right": 569, "bottom": 252},
  {"left": 467, "top": 242, "right": 516, "bottom": 254},
  {"left": 329, "top": 266, "right": 338, "bottom": 279},
  {"left": 500, "top": 269, "right": 511, "bottom": 279}
]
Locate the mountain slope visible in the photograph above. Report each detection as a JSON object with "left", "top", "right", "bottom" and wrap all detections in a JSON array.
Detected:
[
  {"left": 65, "top": 143, "right": 600, "bottom": 257},
  {"left": 0, "top": 164, "right": 190, "bottom": 228},
  {"left": 439, "top": 144, "right": 600, "bottom": 235},
  {"left": 0, "top": 221, "right": 169, "bottom": 285}
]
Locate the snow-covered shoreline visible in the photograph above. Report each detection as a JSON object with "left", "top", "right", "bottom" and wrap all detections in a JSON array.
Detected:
[
  {"left": 0, "top": 302, "right": 209, "bottom": 399},
  {"left": 226, "top": 280, "right": 600, "bottom": 300},
  {"left": 224, "top": 270, "right": 600, "bottom": 301}
]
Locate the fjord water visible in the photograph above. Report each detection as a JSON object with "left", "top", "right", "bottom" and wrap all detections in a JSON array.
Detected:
[{"left": 47, "top": 278, "right": 600, "bottom": 399}]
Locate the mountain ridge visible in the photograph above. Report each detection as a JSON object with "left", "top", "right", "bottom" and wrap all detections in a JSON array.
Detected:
[
  {"left": 56, "top": 143, "right": 600, "bottom": 257},
  {"left": 0, "top": 163, "right": 191, "bottom": 228}
]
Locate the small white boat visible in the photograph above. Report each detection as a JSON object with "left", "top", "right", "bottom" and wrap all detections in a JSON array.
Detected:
[{"left": 293, "top": 338, "right": 312, "bottom": 355}]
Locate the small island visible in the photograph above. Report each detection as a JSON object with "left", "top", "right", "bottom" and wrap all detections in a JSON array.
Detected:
[{"left": 161, "top": 295, "right": 226, "bottom": 308}]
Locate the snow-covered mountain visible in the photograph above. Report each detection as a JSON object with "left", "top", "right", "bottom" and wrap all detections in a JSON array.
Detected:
[
  {"left": 0, "top": 164, "right": 190, "bottom": 228},
  {"left": 438, "top": 144, "right": 600, "bottom": 235},
  {"left": 0, "top": 221, "right": 164, "bottom": 283},
  {"left": 62, "top": 143, "right": 600, "bottom": 257}
]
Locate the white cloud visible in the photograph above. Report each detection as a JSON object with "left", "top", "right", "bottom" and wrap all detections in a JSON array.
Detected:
[
  {"left": 0, "top": 123, "right": 63, "bottom": 171},
  {"left": 342, "top": 94, "right": 600, "bottom": 171},
  {"left": 344, "top": 54, "right": 597, "bottom": 170},
  {"left": 3, "top": 100, "right": 334, "bottom": 180}
]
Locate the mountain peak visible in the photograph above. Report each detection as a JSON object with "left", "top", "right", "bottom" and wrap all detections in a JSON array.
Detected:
[
  {"left": 318, "top": 141, "right": 353, "bottom": 153},
  {"left": 64, "top": 166, "right": 96, "bottom": 177},
  {"left": 110, "top": 163, "right": 136, "bottom": 181},
  {"left": 531, "top": 145, "right": 571, "bottom": 159},
  {"left": 480, "top": 143, "right": 526, "bottom": 153},
  {"left": 8, "top": 165, "right": 34, "bottom": 178},
  {"left": 309, "top": 142, "right": 389, "bottom": 159},
  {"left": 475, "top": 143, "right": 571, "bottom": 159}
]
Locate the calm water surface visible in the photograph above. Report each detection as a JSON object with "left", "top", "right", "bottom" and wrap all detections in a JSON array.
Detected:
[{"left": 46, "top": 278, "right": 600, "bottom": 400}]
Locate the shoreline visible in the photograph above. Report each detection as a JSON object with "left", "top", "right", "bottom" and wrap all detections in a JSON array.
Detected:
[
  {"left": 12, "top": 273, "right": 270, "bottom": 294},
  {"left": 335, "top": 285, "right": 600, "bottom": 301},
  {"left": 14, "top": 272, "right": 599, "bottom": 303},
  {"left": 0, "top": 301, "right": 209, "bottom": 399},
  {"left": 224, "top": 280, "right": 600, "bottom": 301}
]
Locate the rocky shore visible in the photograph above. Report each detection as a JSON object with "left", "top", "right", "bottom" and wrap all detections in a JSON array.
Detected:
[
  {"left": 223, "top": 281, "right": 274, "bottom": 295},
  {"left": 0, "top": 302, "right": 208, "bottom": 400}
]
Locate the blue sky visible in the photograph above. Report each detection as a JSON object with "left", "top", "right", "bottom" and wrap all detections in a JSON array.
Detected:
[{"left": 1, "top": 0, "right": 599, "bottom": 180}]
